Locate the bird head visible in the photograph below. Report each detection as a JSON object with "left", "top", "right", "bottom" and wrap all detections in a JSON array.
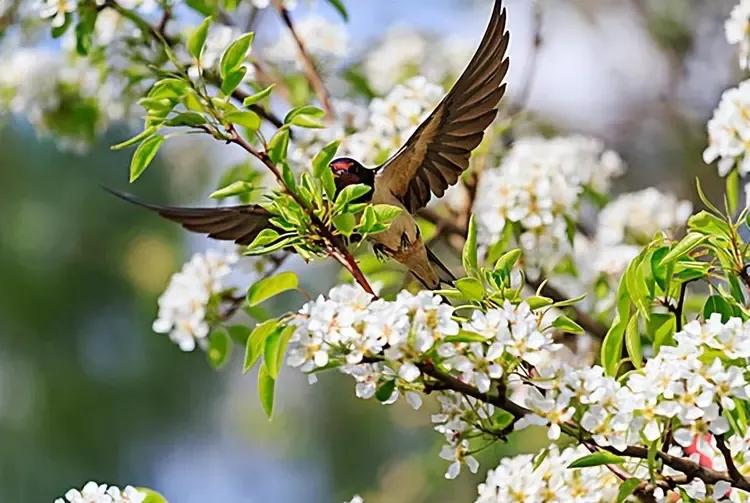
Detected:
[{"left": 329, "top": 157, "right": 375, "bottom": 197}]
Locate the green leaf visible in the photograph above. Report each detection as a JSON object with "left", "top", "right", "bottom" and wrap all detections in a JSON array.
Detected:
[
  {"left": 264, "top": 325, "right": 294, "bottom": 379},
  {"left": 224, "top": 110, "right": 261, "bottom": 131},
  {"left": 494, "top": 249, "right": 522, "bottom": 275},
  {"left": 325, "top": 0, "right": 349, "bottom": 20},
  {"left": 221, "top": 66, "right": 247, "bottom": 95},
  {"left": 210, "top": 181, "right": 256, "bottom": 200},
  {"left": 688, "top": 211, "right": 731, "bottom": 237},
  {"left": 207, "top": 327, "right": 232, "bottom": 369},
  {"left": 139, "top": 488, "right": 169, "bottom": 503},
  {"left": 567, "top": 451, "right": 625, "bottom": 469},
  {"left": 659, "top": 233, "right": 707, "bottom": 266},
  {"left": 244, "top": 319, "right": 281, "bottom": 373},
  {"left": 375, "top": 379, "right": 396, "bottom": 402},
  {"left": 649, "top": 313, "right": 676, "bottom": 353},
  {"left": 243, "top": 84, "right": 275, "bottom": 107},
  {"left": 625, "top": 315, "right": 642, "bottom": 368},
  {"left": 129, "top": 135, "right": 164, "bottom": 183},
  {"left": 51, "top": 13, "right": 72, "bottom": 38},
  {"left": 602, "top": 278, "right": 629, "bottom": 376},
  {"left": 334, "top": 183, "right": 371, "bottom": 211},
  {"left": 188, "top": 16, "right": 212, "bottom": 59},
  {"left": 284, "top": 105, "right": 326, "bottom": 124},
  {"left": 333, "top": 213, "right": 356, "bottom": 236},
  {"left": 455, "top": 277, "right": 484, "bottom": 301},
  {"left": 463, "top": 215, "right": 478, "bottom": 277},
  {"left": 165, "top": 112, "right": 206, "bottom": 127},
  {"left": 525, "top": 296, "right": 553, "bottom": 310},
  {"left": 246, "top": 271, "right": 299, "bottom": 307},
  {"left": 111, "top": 127, "right": 157, "bottom": 151},
  {"left": 443, "top": 330, "right": 487, "bottom": 343},
  {"left": 727, "top": 169, "right": 740, "bottom": 216},
  {"left": 616, "top": 478, "right": 641, "bottom": 503},
  {"left": 552, "top": 315, "right": 584, "bottom": 335},
  {"left": 696, "top": 177, "right": 723, "bottom": 216},
  {"left": 704, "top": 295, "right": 733, "bottom": 322},
  {"left": 220, "top": 32, "right": 255, "bottom": 78},
  {"left": 257, "top": 363, "right": 275, "bottom": 418},
  {"left": 268, "top": 128, "right": 290, "bottom": 164},
  {"left": 371, "top": 205, "right": 402, "bottom": 225},
  {"left": 492, "top": 410, "right": 514, "bottom": 430},
  {"left": 75, "top": 6, "right": 97, "bottom": 56}
]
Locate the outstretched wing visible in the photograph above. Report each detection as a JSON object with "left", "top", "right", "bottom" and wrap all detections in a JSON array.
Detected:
[
  {"left": 375, "top": 0, "right": 509, "bottom": 213},
  {"left": 107, "top": 189, "right": 273, "bottom": 246}
]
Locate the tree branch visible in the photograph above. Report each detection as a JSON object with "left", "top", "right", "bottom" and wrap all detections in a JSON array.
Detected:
[{"left": 273, "top": 1, "right": 335, "bottom": 116}]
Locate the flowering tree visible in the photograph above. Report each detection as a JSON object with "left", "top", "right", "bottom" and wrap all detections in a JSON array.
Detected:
[{"left": 7, "top": 0, "right": 750, "bottom": 501}]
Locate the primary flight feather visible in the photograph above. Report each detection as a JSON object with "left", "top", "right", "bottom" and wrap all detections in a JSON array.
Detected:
[{"left": 111, "top": 0, "right": 510, "bottom": 288}]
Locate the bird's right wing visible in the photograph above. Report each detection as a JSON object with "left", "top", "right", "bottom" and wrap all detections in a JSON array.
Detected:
[{"left": 107, "top": 189, "right": 273, "bottom": 246}]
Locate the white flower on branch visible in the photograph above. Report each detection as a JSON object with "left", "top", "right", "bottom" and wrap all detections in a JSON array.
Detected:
[
  {"left": 727, "top": 0, "right": 750, "bottom": 70},
  {"left": 152, "top": 249, "right": 238, "bottom": 351},
  {"left": 54, "top": 481, "right": 145, "bottom": 503},
  {"left": 704, "top": 79, "right": 750, "bottom": 176},
  {"left": 474, "top": 445, "right": 619, "bottom": 502},
  {"left": 37, "top": 0, "right": 76, "bottom": 28}
]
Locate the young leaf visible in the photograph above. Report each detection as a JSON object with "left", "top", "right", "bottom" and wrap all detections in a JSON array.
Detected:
[
  {"left": 220, "top": 32, "right": 255, "bottom": 79},
  {"left": 268, "top": 128, "right": 291, "bottom": 164},
  {"left": 188, "top": 17, "right": 212, "bottom": 59},
  {"left": 284, "top": 105, "right": 326, "bottom": 124},
  {"left": 567, "top": 451, "right": 625, "bottom": 469},
  {"left": 334, "top": 184, "right": 371, "bottom": 211},
  {"left": 616, "top": 479, "right": 641, "bottom": 503},
  {"left": 658, "top": 233, "right": 707, "bottom": 266},
  {"left": 139, "top": 488, "right": 169, "bottom": 503},
  {"left": 494, "top": 249, "right": 522, "bottom": 275},
  {"left": 243, "top": 84, "right": 275, "bottom": 107},
  {"left": 246, "top": 271, "right": 299, "bottom": 307},
  {"left": 375, "top": 379, "right": 396, "bottom": 402},
  {"left": 492, "top": 410, "right": 514, "bottom": 430},
  {"left": 371, "top": 205, "right": 402, "bottom": 226},
  {"left": 704, "top": 295, "right": 732, "bottom": 322},
  {"left": 257, "top": 363, "right": 276, "bottom": 418},
  {"left": 326, "top": 0, "right": 349, "bottom": 20},
  {"left": 552, "top": 315, "right": 584, "bottom": 335},
  {"left": 129, "top": 134, "right": 164, "bottom": 183},
  {"left": 207, "top": 327, "right": 232, "bottom": 369},
  {"left": 727, "top": 169, "right": 740, "bottom": 215},
  {"left": 625, "top": 315, "right": 642, "bottom": 368},
  {"left": 210, "top": 181, "right": 255, "bottom": 200},
  {"left": 244, "top": 319, "right": 281, "bottom": 373},
  {"left": 111, "top": 127, "right": 157, "bottom": 151},
  {"left": 221, "top": 66, "right": 247, "bottom": 96},
  {"left": 224, "top": 110, "right": 261, "bottom": 131},
  {"left": 165, "top": 112, "right": 206, "bottom": 127},
  {"left": 312, "top": 141, "right": 339, "bottom": 199},
  {"left": 333, "top": 213, "right": 356, "bottom": 236},
  {"left": 74, "top": 6, "right": 97, "bottom": 56},
  {"left": 263, "top": 325, "right": 295, "bottom": 379},
  {"left": 463, "top": 215, "right": 478, "bottom": 277},
  {"left": 455, "top": 277, "right": 485, "bottom": 301}
]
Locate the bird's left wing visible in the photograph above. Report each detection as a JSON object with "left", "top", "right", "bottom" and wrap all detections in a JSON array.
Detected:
[
  {"left": 107, "top": 189, "right": 274, "bottom": 245},
  {"left": 375, "top": 0, "right": 509, "bottom": 213}
]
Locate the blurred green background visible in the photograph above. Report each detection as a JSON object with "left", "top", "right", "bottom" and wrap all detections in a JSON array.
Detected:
[{"left": 0, "top": 0, "right": 739, "bottom": 501}]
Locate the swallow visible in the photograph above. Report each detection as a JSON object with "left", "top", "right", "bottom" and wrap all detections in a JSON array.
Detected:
[{"left": 109, "top": 0, "right": 509, "bottom": 289}]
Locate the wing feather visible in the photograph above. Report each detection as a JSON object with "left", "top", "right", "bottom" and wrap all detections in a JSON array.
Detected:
[
  {"left": 106, "top": 189, "right": 273, "bottom": 246},
  {"left": 376, "top": 0, "right": 510, "bottom": 213}
]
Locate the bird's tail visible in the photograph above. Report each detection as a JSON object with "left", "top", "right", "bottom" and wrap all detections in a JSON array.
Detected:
[{"left": 426, "top": 246, "right": 456, "bottom": 286}]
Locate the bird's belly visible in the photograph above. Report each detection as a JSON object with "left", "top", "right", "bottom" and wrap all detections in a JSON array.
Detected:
[{"left": 369, "top": 190, "right": 418, "bottom": 251}]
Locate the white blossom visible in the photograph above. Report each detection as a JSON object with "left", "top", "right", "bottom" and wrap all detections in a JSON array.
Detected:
[
  {"left": 38, "top": 0, "right": 76, "bottom": 28},
  {"left": 267, "top": 15, "right": 349, "bottom": 69},
  {"left": 704, "top": 79, "right": 750, "bottom": 176},
  {"left": 152, "top": 249, "right": 238, "bottom": 351},
  {"left": 727, "top": 0, "right": 750, "bottom": 70},
  {"left": 54, "top": 482, "right": 145, "bottom": 503}
]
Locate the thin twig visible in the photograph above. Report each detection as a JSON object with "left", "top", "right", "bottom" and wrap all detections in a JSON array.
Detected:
[
  {"left": 273, "top": 1, "right": 335, "bottom": 116},
  {"left": 716, "top": 433, "right": 748, "bottom": 487}
]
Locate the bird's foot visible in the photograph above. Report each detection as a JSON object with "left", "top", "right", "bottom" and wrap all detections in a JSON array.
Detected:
[
  {"left": 400, "top": 232, "right": 412, "bottom": 250},
  {"left": 373, "top": 244, "right": 389, "bottom": 262}
]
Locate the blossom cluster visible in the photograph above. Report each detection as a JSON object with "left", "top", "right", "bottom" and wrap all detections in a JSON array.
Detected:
[
  {"left": 517, "top": 314, "right": 750, "bottom": 491},
  {"left": 267, "top": 15, "right": 350, "bottom": 69},
  {"left": 727, "top": 0, "right": 750, "bottom": 71},
  {"left": 152, "top": 249, "right": 238, "bottom": 351},
  {"left": 288, "top": 284, "right": 561, "bottom": 478},
  {"left": 55, "top": 481, "right": 145, "bottom": 503},
  {"left": 704, "top": 79, "right": 750, "bottom": 177},
  {"left": 474, "top": 445, "right": 619, "bottom": 502},
  {"left": 473, "top": 135, "right": 625, "bottom": 274}
]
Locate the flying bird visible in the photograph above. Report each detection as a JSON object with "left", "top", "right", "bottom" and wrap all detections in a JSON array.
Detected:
[{"left": 110, "top": 0, "right": 510, "bottom": 289}]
